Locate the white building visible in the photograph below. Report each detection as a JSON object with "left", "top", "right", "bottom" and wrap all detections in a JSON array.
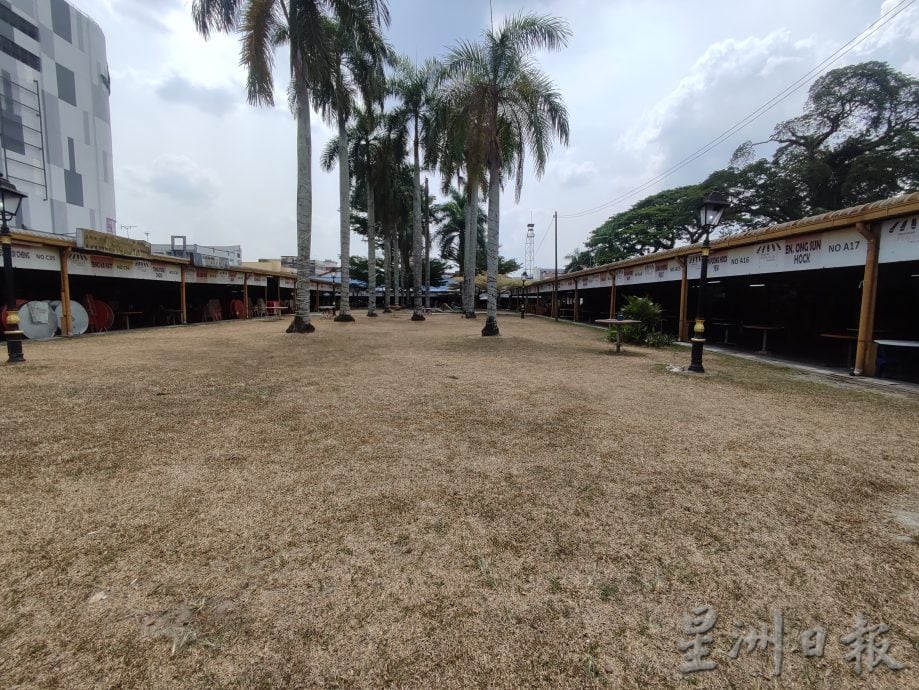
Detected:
[
  {"left": 152, "top": 237, "right": 242, "bottom": 268},
  {"left": 0, "top": 0, "right": 115, "bottom": 235}
]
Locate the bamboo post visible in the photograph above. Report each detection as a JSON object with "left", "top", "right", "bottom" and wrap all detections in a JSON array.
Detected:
[
  {"left": 678, "top": 257, "right": 689, "bottom": 342},
  {"left": 243, "top": 273, "right": 250, "bottom": 318},
  {"left": 180, "top": 268, "right": 187, "bottom": 324},
  {"left": 853, "top": 222, "right": 880, "bottom": 376},
  {"left": 59, "top": 248, "right": 72, "bottom": 336},
  {"left": 608, "top": 271, "right": 616, "bottom": 319}
]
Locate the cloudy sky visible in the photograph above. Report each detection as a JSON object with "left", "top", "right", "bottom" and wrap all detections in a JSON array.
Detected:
[{"left": 76, "top": 0, "right": 917, "bottom": 269}]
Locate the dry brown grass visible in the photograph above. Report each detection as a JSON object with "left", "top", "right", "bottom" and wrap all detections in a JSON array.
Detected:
[{"left": 1, "top": 314, "right": 917, "bottom": 688}]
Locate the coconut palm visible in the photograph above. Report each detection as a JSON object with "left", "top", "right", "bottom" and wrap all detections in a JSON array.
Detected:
[
  {"left": 444, "top": 13, "right": 570, "bottom": 336},
  {"left": 192, "top": 0, "right": 389, "bottom": 333},
  {"left": 388, "top": 57, "right": 443, "bottom": 321}
]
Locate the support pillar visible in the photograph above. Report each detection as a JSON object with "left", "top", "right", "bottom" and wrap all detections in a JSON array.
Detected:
[
  {"left": 608, "top": 271, "right": 616, "bottom": 319},
  {"left": 243, "top": 274, "right": 250, "bottom": 318},
  {"left": 180, "top": 268, "right": 187, "bottom": 324},
  {"left": 59, "top": 248, "right": 72, "bottom": 336},
  {"left": 573, "top": 277, "right": 579, "bottom": 322},
  {"left": 678, "top": 257, "right": 689, "bottom": 342},
  {"left": 853, "top": 222, "right": 880, "bottom": 376}
]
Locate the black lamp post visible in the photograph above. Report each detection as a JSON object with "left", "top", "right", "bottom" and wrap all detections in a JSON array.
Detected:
[
  {"left": 520, "top": 271, "right": 530, "bottom": 318},
  {"left": 688, "top": 190, "right": 729, "bottom": 373},
  {"left": 1, "top": 176, "right": 27, "bottom": 363}
]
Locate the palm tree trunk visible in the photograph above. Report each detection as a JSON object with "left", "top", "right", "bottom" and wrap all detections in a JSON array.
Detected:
[
  {"left": 423, "top": 178, "right": 431, "bottom": 309},
  {"left": 482, "top": 163, "right": 500, "bottom": 336},
  {"left": 287, "top": 82, "right": 315, "bottom": 334},
  {"left": 463, "top": 179, "right": 477, "bottom": 318},
  {"left": 383, "top": 224, "right": 392, "bottom": 312},
  {"left": 423, "top": 211, "right": 431, "bottom": 309},
  {"left": 410, "top": 119, "right": 425, "bottom": 321},
  {"left": 393, "top": 231, "right": 401, "bottom": 306},
  {"left": 366, "top": 170, "right": 378, "bottom": 317},
  {"left": 334, "top": 113, "right": 355, "bottom": 322}
]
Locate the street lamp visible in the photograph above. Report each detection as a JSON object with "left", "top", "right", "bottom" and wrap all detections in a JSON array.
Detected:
[
  {"left": 688, "top": 190, "right": 729, "bottom": 373},
  {"left": 520, "top": 271, "right": 530, "bottom": 318},
  {"left": 1, "top": 176, "right": 27, "bottom": 363}
]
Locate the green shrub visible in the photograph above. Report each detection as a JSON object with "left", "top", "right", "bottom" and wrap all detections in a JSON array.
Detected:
[{"left": 605, "top": 295, "right": 672, "bottom": 348}]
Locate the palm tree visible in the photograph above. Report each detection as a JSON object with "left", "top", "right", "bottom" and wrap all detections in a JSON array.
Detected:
[
  {"left": 313, "top": 17, "right": 389, "bottom": 322},
  {"left": 433, "top": 187, "right": 485, "bottom": 270},
  {"left": 321, "top": 105, "right": 389, "bottom": 316},
  {"left": 192, "top": 0, "right": 390, "bottom": 333},
  {"left": 428, "top": 98, "right": 485, "bottom": 318},
  {"left": 444, "top": 13, "right": 570, "bottom": 336},
  {"left": 388, "top": 57, "right": 442, "bottom": 321}
]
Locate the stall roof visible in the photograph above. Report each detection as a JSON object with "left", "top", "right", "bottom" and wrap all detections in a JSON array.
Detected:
[
  {"left": 6, "top": 228, "right": 324, "bottom": 279},
  {"left": 530, "top": 191, "right": 919, "bottom": 287}
]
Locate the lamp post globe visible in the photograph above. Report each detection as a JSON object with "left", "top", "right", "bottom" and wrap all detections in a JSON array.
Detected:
[
  {"left": 688, "top": 190, "right": 730, "bottom": 373},
  {"left": 0, "top": 175, "right": 27, "bottom": 363}
]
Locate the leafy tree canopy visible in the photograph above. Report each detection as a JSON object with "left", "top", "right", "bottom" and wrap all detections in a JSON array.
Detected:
[{"left": 584, "top": 62, "right": 918, "bottom": 261}]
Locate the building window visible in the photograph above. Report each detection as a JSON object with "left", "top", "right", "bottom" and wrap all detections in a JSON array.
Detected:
[
  {"left": 50, "top": 0, "right": 72, "bottom": 43},
  {"left": 0, "top": 35, "right": 40, "bottom": 71},
  {"left": 0, "top": 5, "right": 39, "bottom": 41},
  {"left": 56, "top": 64, "right": 76, "bottom": 106}
]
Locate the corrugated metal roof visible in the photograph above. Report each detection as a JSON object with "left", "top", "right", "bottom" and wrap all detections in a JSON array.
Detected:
[{"left": 533, "top": 192, "right": 919, "bottom": 285}]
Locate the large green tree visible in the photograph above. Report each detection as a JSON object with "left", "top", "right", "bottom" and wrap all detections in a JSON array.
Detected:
[
  {"left": 711, "top": 61, "right": 919, "bottom": 224},
  {"left": 192, "top": 0, "right": 389, "bottom": 333},
  {"left": 587, "top": 185, "right": 709, "bottom": 263},
  {"left": 444, "top": 13, "right": 570, "bottom": 336}
]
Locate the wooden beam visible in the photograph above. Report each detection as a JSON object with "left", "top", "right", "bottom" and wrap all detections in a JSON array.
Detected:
[
  {"left": 243, "top": 273, "right": 250, "bottom": 318},
  {"left": 180, "top": 268, "right": 187, "bottom": 325},
  {"left": 678, "top": 257, "right": 688, "bottom": 342},
  {"left": 573, "top": 277, "right": 579, "bottom": 322},
  {"left": 608, "top": 270, "right": 616, "bottom": 319},
  {"left": 853, "top": 222, "right": 880, "bottom": 376},
  {"left": 59, "top": 248, "right": 72, "bottom": 336}
]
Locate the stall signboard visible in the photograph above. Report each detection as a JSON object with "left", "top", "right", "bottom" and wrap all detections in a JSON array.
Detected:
[
  {"left": 615, "top": 258, "right": 682, "bottom": 286},
  {"left": 0, "top": 244, "right": 61, "bottom": 271},
  {"left": 879, "top": 215, "right": 919, "bottom": 264},
  {"left": 280, "top": 277, "right": 295, "bottom": 289},
  {"left": 76, "top": 228, "right": 151, "bottom": 258},
  {"left": 184, "top": 268, "right": 248, "bottom": 285},
  {"left": 687, "top": 227, "right": 867, "bottom": 279},
  {"left": 68, "top": 252, "right": 181, "bottom": 281},
  {"left": 249, "top": 274, "right": 268, "bottom": 287}
]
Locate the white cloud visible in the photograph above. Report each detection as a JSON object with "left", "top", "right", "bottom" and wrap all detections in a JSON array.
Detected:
[
  {"left": 122, "top": 154, "right": 222, "bottom": 206},
  {"left": 156, "top": 74, "right": 240, "bottom": 117},
  {"left": 76, "top": 0, "right": 919, "bottom": 267}
]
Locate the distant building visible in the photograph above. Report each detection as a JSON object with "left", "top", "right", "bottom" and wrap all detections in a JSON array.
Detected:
[
  {"left": 257, "top": 256, "right": 338, "bottom": 276},
  {"left": 533, "top": 268, "right": 559, "bottom": 280},
  {"left": 152, "top": 236, "right": 241, "bottom": 268},
  {"left": 0, "top": 0, "right": 116, "bottom": 235}
]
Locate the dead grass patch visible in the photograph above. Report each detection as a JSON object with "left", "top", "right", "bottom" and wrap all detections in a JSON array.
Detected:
[{"left": 0, "top": 316, "right": 917, "bottom": 687}]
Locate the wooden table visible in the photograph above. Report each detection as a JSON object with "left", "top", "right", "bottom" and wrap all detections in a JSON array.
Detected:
[
  {"left": 117, "top": 311, "right": 143, "bottom": 330},
  {"left": 264, "top": 306, "right": 284, "bottom": 321},
  {"left": 820, "top": 332, "right": 857, "bottom": 369},
  {"left": 711, "top": 320, "right": 736, "bottom": 345},
  {"left": 319, "top": 306, "right": 337, "bottom": 319},
  {"left": 742, "top": 324, "right": 784, "bottom": 355},
  {"left": 595, "top": 318, "right": 642, "bottom": 353},
  {"left": 874, "top": 339, "right": 919, "bottom": 378}
]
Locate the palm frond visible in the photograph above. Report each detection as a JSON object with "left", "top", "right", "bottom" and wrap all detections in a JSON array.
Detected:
[
  {"left": 192, "top": 0, "right": 243, "bottom": 37},
  {"left": 240, "top": 0, "right": 282, "bottom": 106}
]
